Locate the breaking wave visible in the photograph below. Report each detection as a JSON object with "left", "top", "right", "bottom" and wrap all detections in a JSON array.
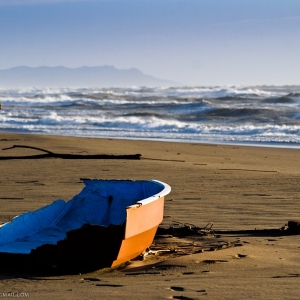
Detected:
[{"left": 1, "top": 85, "right": 300, "bottom": 146}]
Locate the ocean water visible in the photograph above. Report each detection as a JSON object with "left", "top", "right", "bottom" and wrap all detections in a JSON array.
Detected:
[{"left": 1, "top": 85, "right": 300, "bottom": 147}]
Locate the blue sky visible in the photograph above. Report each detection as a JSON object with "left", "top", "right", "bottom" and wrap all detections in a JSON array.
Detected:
[{"left": 1, "top": 0, "right": 300, "bottom": 86}]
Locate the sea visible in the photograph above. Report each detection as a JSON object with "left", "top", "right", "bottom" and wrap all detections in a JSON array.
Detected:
[{"left": 1, "top": 85, "right": 300, "bottom": 148}]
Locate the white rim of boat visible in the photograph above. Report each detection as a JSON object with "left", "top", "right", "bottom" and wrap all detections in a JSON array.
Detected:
[{"left": 127, "top": 180, "right": 171, "bottom": 207}]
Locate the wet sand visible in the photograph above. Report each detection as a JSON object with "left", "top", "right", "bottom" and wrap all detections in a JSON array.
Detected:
[{"left": 0, "top": 132, "right": 300, "bottom": 299}]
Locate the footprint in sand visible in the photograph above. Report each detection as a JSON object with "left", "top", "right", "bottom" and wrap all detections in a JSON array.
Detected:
[
  {"left": 168, "top": 286, "right": 207, "bottom": 298},
  {"left": 233, "top": 254, "right": 248, "bottom": 259},
  {"left": 83, "top": 277, "right": 101, "bottom": 281},
  {"left": 170, "top": 286, "right": 185, "bottom": 292},
  {"left": 172, "top": 296, "right": 195, "bottom": 300},
  {"left": 272, "top": 274, "right": 300, "bottom": 278},
  {"left": 198, "top": 259, "right": 229, "bottom": 264},
  {"left": 95, "top": 284, "right": 124, "bottom": 287}
]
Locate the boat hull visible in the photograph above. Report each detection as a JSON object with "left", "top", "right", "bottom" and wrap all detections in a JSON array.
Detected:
[{"left": 0, "top": 179, "right": 171, "bottom": 274}]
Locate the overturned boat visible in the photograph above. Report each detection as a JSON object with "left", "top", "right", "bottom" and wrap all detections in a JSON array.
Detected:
[{"left": 0, "top": 179, "right": 171, "bottom": 273}]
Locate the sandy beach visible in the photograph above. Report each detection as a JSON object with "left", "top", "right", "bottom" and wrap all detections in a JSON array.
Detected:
[{"left": 0, "top": 132, "right": 300, "bottom": 299}]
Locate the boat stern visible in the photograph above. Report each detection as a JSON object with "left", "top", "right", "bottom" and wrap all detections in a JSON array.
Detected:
[{"left": 112, "top": 180, "right": 171, "bottom": 267}]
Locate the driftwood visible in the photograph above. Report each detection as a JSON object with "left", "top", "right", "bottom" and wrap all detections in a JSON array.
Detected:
[
  {"left": 157, "top": 220, "right": 300, "bottom": 238},
  {"left": 0, "top": 145, "right": 185, "bottom": 162},
  {"left": 0, "top": 145, "right": 141, "bottom": 160},
  {"left": 140, "top": 220, "right": 300, "bottom": 262}
]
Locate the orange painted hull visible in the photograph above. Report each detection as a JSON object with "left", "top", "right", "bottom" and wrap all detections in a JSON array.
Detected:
[{"left": 112, "top": 196, "right": 165, "bottom": 267}]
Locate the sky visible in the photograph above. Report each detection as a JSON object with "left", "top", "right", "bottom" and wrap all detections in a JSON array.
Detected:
[{"left": 1, "top": 0, "right": 300, "bottom": 86}]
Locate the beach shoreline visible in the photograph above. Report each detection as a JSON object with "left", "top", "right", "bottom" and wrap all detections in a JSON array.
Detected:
[
  {"left": 1, "top": 132, "right": 300, "bottom": 299},
  {"left": 2, "top": 129, "right": 300, "bottom": 150}
]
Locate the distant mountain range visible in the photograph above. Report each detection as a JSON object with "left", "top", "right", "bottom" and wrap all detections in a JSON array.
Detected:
[{"left": 0, "top": 66, "right": 177, "bottom": 88}]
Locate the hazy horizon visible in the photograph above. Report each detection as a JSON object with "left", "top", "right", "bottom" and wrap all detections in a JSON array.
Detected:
[
  {"left": 1, "top": 0, "right": 300, "bottom": 86},
  {"left": 0, "top": 65, "right": 178, "bottom": 88}
]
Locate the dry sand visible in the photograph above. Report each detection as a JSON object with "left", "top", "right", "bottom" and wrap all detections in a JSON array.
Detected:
[{"left": 0, "top": 132, "right": 300, "bottom": 299}]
